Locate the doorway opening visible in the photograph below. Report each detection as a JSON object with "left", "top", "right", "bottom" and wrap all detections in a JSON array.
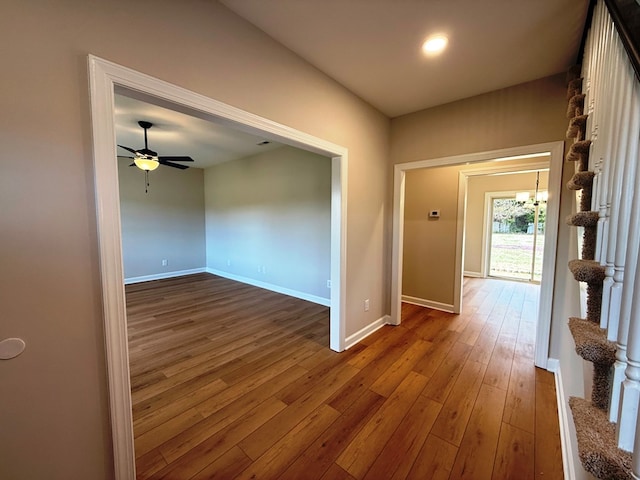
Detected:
[
  {"left": 88, "top": 55, "right": 348, "bottom": 479},
  {"left": 487, "top": 177, "right": 547, "bottom": 283},
  {"left": 391, "top": 143, "right": 563, "bottom": 370}
]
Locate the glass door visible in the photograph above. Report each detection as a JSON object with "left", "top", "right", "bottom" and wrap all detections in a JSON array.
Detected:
[{"left": 489, "top": 196, "right": 546, "bottom": 282}]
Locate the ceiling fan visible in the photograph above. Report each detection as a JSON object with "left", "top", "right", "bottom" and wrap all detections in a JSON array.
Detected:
[{"left": 118, "top": 121, "right": 194, "bottom": 171}]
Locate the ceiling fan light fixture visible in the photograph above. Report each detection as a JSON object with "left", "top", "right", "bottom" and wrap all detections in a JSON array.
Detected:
[{"left": 134, "top": 157, "right": 160, "bottom": 171}]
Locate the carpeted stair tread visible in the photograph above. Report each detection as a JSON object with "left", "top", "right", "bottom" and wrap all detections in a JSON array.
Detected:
[
  {"left": 569, "top": 397, "right": 633, "bottom": 479},
  {"left": 569, "top": 259, "right": 606, "bottom": 283},
  {"left": 568, "top": 317, "right": 616, "bottom": 364},
  {"left": 568, "top": 318, "right": 615, "bottom": 409},
  {"left": 567, "top": 113, "right": 588, "bottom": 138},
  {"left": 567, "top": 171, "right": 595, "bottom": 191},
  {"left": 568, "top": 171, "right": 595, "bottom": 212},
  {"left": 567, "top": 95, "right": 587, "bottom": 119},
  {"left": 566, "top": 65, "right": 582, "bottom": 83},
  {"left": 567, "top": 77, "right": 584, "bottom": 100},
  {"left": 566, "top": 140, "right": 591, "bottom": 172},
  {"left": 567, "top": 211, "right": 599, "bottom": 227},
  {"left": 566, "top": 140, "right": 592, "bottom": 161}
]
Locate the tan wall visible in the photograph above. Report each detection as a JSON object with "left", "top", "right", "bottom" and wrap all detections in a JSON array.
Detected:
[
  {"left": 392, "top": 75, "right": 569, "bottom": 305},
  {"left": 0, "top": 1, "right": 389, "bottom": 478},
  {"left": 403, "top": 166, "right": 459, "bottom": 304},
  {"left": 204, "top": 146, "right": 331, "bottom": 299},
  {"left": 119, "top": 159, "right": 206, "bottom": 279},
  {"left": 465, "top": 170, "right": 549, "bottom": 275},
  {"left": 403, "top": 160, "right": 550, "bottom": 305},
  {"left": 391, "top": 74, "right": 569, "bottom": 162}
]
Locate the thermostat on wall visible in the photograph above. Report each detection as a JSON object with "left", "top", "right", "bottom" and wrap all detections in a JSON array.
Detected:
[{"left": 429, "top": 209, "right": 441, "bottom": 218}]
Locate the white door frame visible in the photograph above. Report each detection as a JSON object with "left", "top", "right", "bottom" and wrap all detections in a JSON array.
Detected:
[
  {"left": 390, "top": 142, "right": 564, "bottom": 370},
  {"left": 87, "top": 55, "right": 348, "bottom": 480}
]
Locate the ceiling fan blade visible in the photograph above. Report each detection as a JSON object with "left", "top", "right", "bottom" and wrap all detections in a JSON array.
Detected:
[
  {"left": 158, "top": 156, "right": 194, "bottom": 162},
  {"left": 118, "top": 144, "right": 138, "bottom": 154},
  {"left": 160, "top": 160, "right": 189, "bottom": 170}
]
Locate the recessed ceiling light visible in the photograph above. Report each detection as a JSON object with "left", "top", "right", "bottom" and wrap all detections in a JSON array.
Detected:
[{"left": 422, "top": 35, "right": 448, "bottom": 56}]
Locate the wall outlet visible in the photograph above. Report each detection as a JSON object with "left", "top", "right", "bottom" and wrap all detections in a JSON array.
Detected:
[
  {"left": 327, "top": 280, "right": 332, "bottom": 288},
  {"left": 364, "top": 299, "right": 370, "bottom": 311},
  {"left": 226, "top": 259, "right": 231, "bottom": 267},
  {"left": 161, "top": 259, "right": 168, "bottom": 266}
]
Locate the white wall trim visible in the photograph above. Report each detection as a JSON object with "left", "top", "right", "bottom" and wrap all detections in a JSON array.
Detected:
[
  {"left": 401, "top": 295, "right": 455, "bottom": 313},
  {"left": 88, "top": 54, "right": 348, "bottom": 480},
  {"left": 391, "top": 142, "right": 563, "bottom": 371},
  {"left": 463, "top": 271, "right": 484, "bottom": 278},
  {"left": 206, "top": 268, "right": 330, "bottom": 307},
  {"left": 124, "top": 268, "right": 206, "bottom": 285},
  {"left": 344, "top": 315, "right": 391, "bottom": 350},
  {"left": 547, "top": 358, "right": 577, "bottom": 480}
]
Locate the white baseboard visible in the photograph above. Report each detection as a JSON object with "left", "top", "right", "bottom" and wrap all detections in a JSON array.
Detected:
[
  {"left": 401, "top": 295, "right": 455, "bottom": 313},
  {"left": 206, "top": 268, "right": 331, "bottom": 307},
  {"left": 463, "top": 270, "right": 484, "bottom": 278},
  {"left": 547, "top": 358, "right": 577, "bottom": 480},
  {"left": 344, "top": 315, "right": 391, "bottom": 350},
  {"left": 124, "top": 268, "right": 206, "bottom": 285}
]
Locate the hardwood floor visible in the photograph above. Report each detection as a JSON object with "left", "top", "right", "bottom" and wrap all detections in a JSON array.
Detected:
[{"left": 126, "top": 273, "right": 563, "bottom": 480}]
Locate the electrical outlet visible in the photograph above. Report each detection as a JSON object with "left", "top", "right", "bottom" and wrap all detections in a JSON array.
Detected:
[
  {"left": 227, "top": 259, "right": 231, "bottom": 267},
  {"left": 327, "top": 280, "right": 332, "bottom": 288},
  {"left": 161, "top": 259, "right": 168, "bottom": 266},
  {"left": 364, "top": 299, "right": 370, "bottom": 311}
]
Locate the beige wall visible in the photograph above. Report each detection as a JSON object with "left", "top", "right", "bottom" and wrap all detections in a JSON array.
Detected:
[
  {"left": 118, "top": 159, "right": 206, "bottom": 279},
  {"left": 0, "top": 1, "right": 389, "bottom": 478},
  {"left": 205, "top": 146, "right": 331, "bottom": 299},
  {"left": 391, "top": 75, "right": 568, "bottom": 162},
  {"left": 465, "top": 170, "right": 549, "bottom": 275},
  {"left": 403, "top": 166, "right": 459, "bottom": 305},
  {"left": 390, "top": 74, "right": 570, "bottom": 310},
  {"left": 402, "top": 160, "right": 550, "bottom": 306}
]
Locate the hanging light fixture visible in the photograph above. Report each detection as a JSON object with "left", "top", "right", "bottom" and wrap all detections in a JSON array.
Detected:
[
  {"left": 133, "top": 155, "right": 160, "bottom": 171},
  {"left": 533, "top": 171, "right": 541, "bottom": 206}
]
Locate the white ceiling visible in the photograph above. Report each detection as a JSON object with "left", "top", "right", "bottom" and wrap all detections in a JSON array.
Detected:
[
  {"left": 115, "top": 0, "right": 590, "bottom": 168},
  {"left": 115, "top": 93, "right": 282, "bottom": 169},
  {"left": 220, "top": 0, "right": 590, "bottom": 117}
]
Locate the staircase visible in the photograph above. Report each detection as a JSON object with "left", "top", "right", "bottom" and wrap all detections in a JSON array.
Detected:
[{"left": 564, "top": 0, "right": 640, "bottom": 478}]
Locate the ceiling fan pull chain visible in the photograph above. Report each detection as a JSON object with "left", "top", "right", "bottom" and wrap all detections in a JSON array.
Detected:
[{"left": 145, "top": 170, "right": 150, "bottom": 194}]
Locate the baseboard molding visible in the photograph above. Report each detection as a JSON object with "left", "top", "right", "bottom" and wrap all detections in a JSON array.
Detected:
[
  {"left": 401, "top": 295, "right": 455, "bottom": 313},
  {"left": 206, "top": 268, "right": 331, "bottom": 307},
  {"left": 344, "top": 315, "right": 391, "bottom": 350},
  {"left": 547, "top": 358, "right": 577, "bottom": 480},
  {"left": 124, "top": 268, "right": 206, "bottom": 285},
  {"left": 463, "top": 270, "right": 484, "bottom": 278}
]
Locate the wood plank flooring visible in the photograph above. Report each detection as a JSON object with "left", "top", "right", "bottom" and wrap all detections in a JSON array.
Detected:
[{"left": 126, "top": 273, "right": 563, "bottom": 480}]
